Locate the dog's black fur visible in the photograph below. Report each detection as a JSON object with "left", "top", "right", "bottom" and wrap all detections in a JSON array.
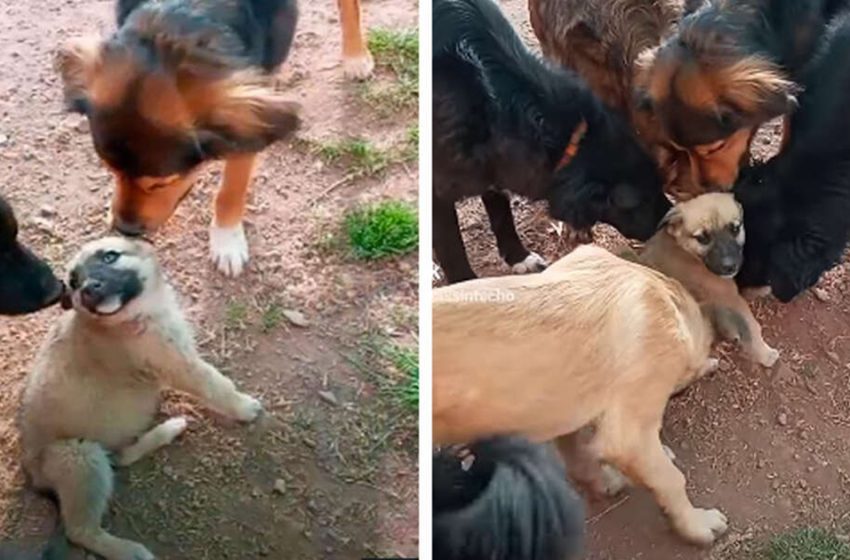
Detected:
[
  {"left": 735, "top": 13, "right": 850, "bottom": 302},
  {"left": 433, "top": 0, "right": 670, "bottom": 283},
  {"left": 433, "top": 437, "right": 585, "bottom": 560},
  {"left": 0, "top": 196, "right": 64, "bottom": 316}
]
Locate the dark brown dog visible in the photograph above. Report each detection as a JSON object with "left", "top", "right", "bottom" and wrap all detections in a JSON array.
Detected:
[
  {"left": 634, "top": 0, "right": 847, "bottom": 193},
  {"left": 57, "top": 0, "right": 303, "bottom": 276}
]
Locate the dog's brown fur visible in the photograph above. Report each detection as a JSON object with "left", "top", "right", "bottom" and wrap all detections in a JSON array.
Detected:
[
  {"left": 635, "top": 193, "right": 779, "bottom": 367},
  {"left": 433, "top": 245, "right": 729, "bottom": 546}
]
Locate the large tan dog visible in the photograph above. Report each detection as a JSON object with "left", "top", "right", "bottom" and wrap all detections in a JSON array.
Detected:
[
  {"left": 433, "top": 245, "right": 728, "bottom": 546},
  {"left": 636, "top": 193, "right": 779, "bottom": 367},
  {"left": 20, "top": 237, "right": 262, "bottom": 560}
]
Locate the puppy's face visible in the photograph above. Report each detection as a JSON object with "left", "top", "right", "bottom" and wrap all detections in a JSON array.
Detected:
[
  {"left": 635, "top": 34, "right": 796, "bottom": 189},
  {"left": 65, "top": 236, "right": 160, "bottom": 321},
  {"left": 661, "top": 192, "right": 745, "bottom": 278},
  {"left": 0, "top": 197, "right": 65, "bottom": 315},
  {"left": 55, "top": 37, "right": 301, "bottom": 236}
]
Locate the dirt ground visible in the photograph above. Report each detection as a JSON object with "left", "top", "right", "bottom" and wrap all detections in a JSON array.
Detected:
[
  {"left": 0, "top": 0, "right": 418, "bottom": 559},
  {"left": 436, "top": 0, "right": 850, "bottom": 558}
]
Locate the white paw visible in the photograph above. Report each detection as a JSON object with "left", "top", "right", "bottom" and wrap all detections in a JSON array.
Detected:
[
  {"left": 161, "top": 416, "right": 189, "bottom": 443},
  {"left": 760, "top": 346, "right": 780, "bottom": 368},
  {"left": 118, "top": 541, "right": 155, "bottom": 560},
  {"left": 232, "top": 393, "right": 263, "bottom": 422},
  {"left": 702, "top": 358, "right": 720, "bottom": 375},
  {"left": 674, "top": 507, "right": 728, "bottom": 546},
  {"left": 600, "top": 464, "right": 631, "bottom": 496},
  {"left": 210, "top": 223, "right": 249, "bottom": 277},
  {"left": 662, "top": 444, "right": 677, "bottom": 461},
  {"left": 343, "top": 52, "right": 375, "bottom": 80},
  {"left": 511, "top": 252, "right": 548, "bottom": 274}
]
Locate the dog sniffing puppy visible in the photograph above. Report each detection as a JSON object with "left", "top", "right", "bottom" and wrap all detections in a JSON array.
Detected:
[
  {"left": 433, "top": 0, "right": 670, "bottom": 283},
  {"left": 434, "top": 245, "right": 728, "bottom": 545},
  {"left": 635, "top": 0, "right": 846, "bottom": 192},
  {"left": 0, "top": 196, "right": 65, "bottom": 316},
  {"left": 57, "top": 0, "right": 301, "bottom": 276},
  {"left": 433, "top": 437, "right": 585, "bottom": 560},
  {"left": 20, "top": 237, "right": 263, "bottom": 560},
  {"left": 735, "top": 12, "right": 850, "bottom": 302},
  {"left": 636, "top": 193, "right": 778, "bottom": 367}
]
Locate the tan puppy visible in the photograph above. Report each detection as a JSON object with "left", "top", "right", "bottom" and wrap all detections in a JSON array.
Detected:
[
  {"left": 20, "top": 237, "right": 262, "bottom": 560},
  {"left": 637, "top": 193, "right": 779, "bottom": 367},
  {"left": 433, "top": 245, "right": 728, "bottom": 546}
]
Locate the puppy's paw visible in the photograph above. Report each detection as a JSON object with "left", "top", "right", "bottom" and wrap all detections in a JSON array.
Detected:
[
  {"left": 511, "top": 252, "right": 548, "bottom": 275},
  {"left": 210, "top": 223, "right": 249, "bottom": 277},
  {"left": 231, "top": 393, "right": 264, "bottom": 422},
  {"left": 161, "top": 416, "right": 189, "bottom": 443},
  {"left": 343, "top": 51, "right": 375, "bottom": 80},
  {"left": 700, "top": 358, "right": 720, "bottom": 376},
  {"left": 759, "top": 346, "right": 780, "bottom": 368},
  {"left": 118, "top": 541, "right": 155, "bottom": 560},
  {"left": 662, "top": 444, "right": 677, "bottom": 461},
  {"left": 742, "top": 286, "right": 772, "bottom": 299},
  {"left": 600, "top": 464, "right": 631, "bottom": 496},
  {"left": 674, "top": 507, "right": 728, "bottom": 546}
]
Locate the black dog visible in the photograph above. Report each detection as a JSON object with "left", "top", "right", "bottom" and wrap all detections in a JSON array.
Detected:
[
  {"left": 0, "top": 196, "right": 64, "bottom": 315},
  {"left": 433, "top": 437, "right": 585, "bottom": 560},
  {"left": 735, "top": 13, "right": 850, "bottom": 302},
  {"left": 432, "top": 0, "right": 670, "bottom": 283}
]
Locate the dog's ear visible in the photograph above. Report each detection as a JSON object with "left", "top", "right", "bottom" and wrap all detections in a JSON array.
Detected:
[
  {"left": 658, "top": 205, "right": 682, "bottom": 234},
  {"left": 55, "top": 37, "right": 102, "bottom": 115},
  {"left": 720, "top": 58, "right": 799, "bottom": 123},
  {"left": 196, "top": 77, "right": 301, "bottom": 157}
]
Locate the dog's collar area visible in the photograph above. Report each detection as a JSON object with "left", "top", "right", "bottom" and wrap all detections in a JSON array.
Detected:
[{"left": 555, "top": 120, "right": 589, "bottom": 172}]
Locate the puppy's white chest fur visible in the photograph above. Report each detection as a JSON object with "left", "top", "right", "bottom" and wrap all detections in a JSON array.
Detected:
[{"left": 21, "top": 286, "right": 193, "bottom": 454}]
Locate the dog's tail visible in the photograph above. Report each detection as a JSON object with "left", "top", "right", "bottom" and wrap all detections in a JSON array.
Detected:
[{"left": 433, "top": 436, "right": 585, "bottom": 560}]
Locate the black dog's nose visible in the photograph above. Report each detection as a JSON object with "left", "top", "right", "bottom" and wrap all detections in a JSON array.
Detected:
[{"left": 114, "top": 220, "right": 146, "bottom": 238}]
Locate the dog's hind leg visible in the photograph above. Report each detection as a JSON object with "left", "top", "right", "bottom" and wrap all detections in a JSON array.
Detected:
[
  {"left": 39, "top": 440, "right": 153, "bottom": 560},
  {"left": 481, "top": 190, "right": 547, "bottom": 274},
  {"left": 115, "top": 417, "right": 189, "bottom": 467},
  {"left": 597, "top": 408, "right": 728, "bottom": 546},
  {"left": 433, "top": 194, "right": 476, "bottom": 283},
  {"left": 555, "top": 429, "right": 629, "bottom": 498},
  {"left": 210, "top": 153, "right": 257, "bottom": 277}
]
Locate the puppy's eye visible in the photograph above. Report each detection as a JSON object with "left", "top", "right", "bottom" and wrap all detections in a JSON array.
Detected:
[
  {"left": 694, "top": 231, "right": 711, "bottom": 245},
  {"left": 101, "top": 251, "right": 120, "bottom": 264}
]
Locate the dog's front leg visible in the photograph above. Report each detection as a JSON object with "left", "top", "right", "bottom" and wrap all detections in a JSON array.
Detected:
[
  {"left": 169, "top": 355, "right": 263, "bottom": 422},
  {"left": 338, "top": 0, "right": 374, "bottom": 79},
  {"left": 210, "top": 153, "right": 257, "bottom": 277}
]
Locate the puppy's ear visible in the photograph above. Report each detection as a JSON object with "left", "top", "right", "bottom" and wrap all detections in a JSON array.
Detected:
[
  {"left": 658, "top": 206, "right": 682, "bottom": 234},
  {"left": 55, "top": 37, "right": 102, "bottom": 115},
  {"left": 196, "top": 77, "right": 301, "bottom": 157}
]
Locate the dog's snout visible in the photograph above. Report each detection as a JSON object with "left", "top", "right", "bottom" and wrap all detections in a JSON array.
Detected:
[{"left": 113, "top": 218, "right": 147, "bottom": 238}]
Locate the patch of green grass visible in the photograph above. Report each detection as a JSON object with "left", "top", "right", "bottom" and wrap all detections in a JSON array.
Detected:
[
  {"left": 367, "top": 28, "right": 418, "bottom": 81},
  {"left": 344, "top": 200, "right": 418, "bottom": 260},
  {"left": 260, "top": 302, "right": 284, "bottom": 333},
  {"left": 402, "top": 124, "right": 418, "bottom": 162},
  {"left": 316, "top": 138, "right": 390, "bottom": 176},
  {"left": 760, "top": 528, "right": 850, "bottom": 560},
  {"left": 386, "top": 344, "right": 418, "bottom": 410},
  {"left": 224, "top": 301, "right": 249, "bottom": 330}
]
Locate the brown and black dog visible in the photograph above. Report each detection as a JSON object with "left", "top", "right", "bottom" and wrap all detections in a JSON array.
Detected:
[
  {"left": 56, "top": 0, "right": 374, "bottom": 276},
  {"left": 634, "top": 0, "right": 850, "bottom": 194}
]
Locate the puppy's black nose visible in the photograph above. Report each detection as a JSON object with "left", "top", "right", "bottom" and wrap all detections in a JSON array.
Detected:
[
  {"left": 80, "top": 280, "right": 105, "bottom": 310},
  {"left": 114, "top": 220, "right": 146, "bottom": 238}
]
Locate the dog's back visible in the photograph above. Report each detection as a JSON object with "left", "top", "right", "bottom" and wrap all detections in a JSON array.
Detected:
[
  {"left": 433, "top": 245, "right": 711, "bottom": 444},
  {"left": 116, "top": 0, "right": 297, "bottom": 72},
  {"left": 433, "top": 437, "right": 585, "bottom": 560}
]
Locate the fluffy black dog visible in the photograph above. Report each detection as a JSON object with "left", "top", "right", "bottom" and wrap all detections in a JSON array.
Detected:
[
  {"left": 0, "top": 196, "right": 64, "bottom": 315},
  {"left": 433, "top": 437, "right": 585, "bottom": 560},
  {"left": 735, "top": 13, "right": 850, "bottom": 302},
  {"left": 433, "top": 0, "right": 670, "bottom": 283}
]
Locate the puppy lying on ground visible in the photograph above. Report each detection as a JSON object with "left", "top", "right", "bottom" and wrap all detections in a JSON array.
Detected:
[
  {"left": 20, "top": 237, "right": 263, "bottom": 560},
  {"left": 735, "top": 12, "right": 850, "bottom": 302},
  {"left": 0, "top": 196, "right": 65, "bottom": 316},
  {"left": 635, "top": 193, "right": 779, "bottom": 367},
  {"left": 433, "top": 0, "right": 670, "bottom": 283},
  {"left": 433, "top": 437, "right": 585, "bottom": 560},
  {"left": 433, "top": 245, "right": 727, "bottom": 545}
]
